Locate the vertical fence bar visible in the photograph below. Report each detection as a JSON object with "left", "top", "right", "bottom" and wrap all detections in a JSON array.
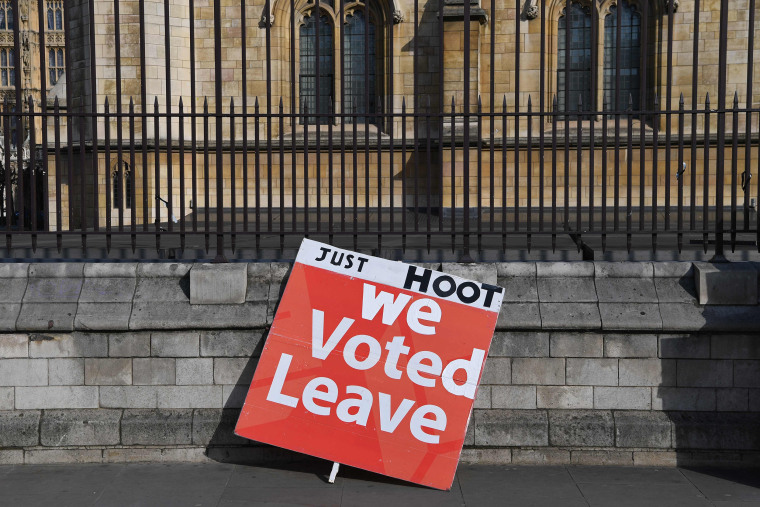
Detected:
[
  {"left": 539, "top": 0, "right": 546, "bottom": 234},
  {"left": 114, "top": 0, "right": 123, "bottom": 233},
  {"left": 242, "top": 0, "right": 248, "bottom": 235},
  {"left": 715, "top": 0, "right": 729, "bottom": 258},
  {"left": 745, "top": 0, "right": 755, "bottom": 230},
  {"left": 104, "top": 99, "right": 111, "bottom": 251},
  {"left": 54, "top": 99, "right": 62, "bottom": 251},
  {"left": 265, "top": 0, "right": 273, "bottom": 237},
  {"left": 214, "top": 0, "right": 226, "bottom": 260},
  {"left": 139, "top": 0, "right": 149, "bottom": 236},
  {"left": 413, "top": 0, "right": 420, "bottom": 238},
  {"left": 489, "top": 0, "right": 495, "bottom": 235},
  {"left": 731, "top": 93, "right": 739, "bottom": 251},
  {"left": 204, "top": 98, "right": 210, "bottom": 252},
  {"left": 690, "top": 0, "right": 700, "bottom": 232},
  {"left": 315, "top": 0, "right": 322, "bottom": 235},
  {"left": 28, "top": 98, "right": 37, "bottom": 251},
  {"left": 11, "top": 0, "right": 22, "bottom": 239},
  {"left": 552, "top": 95, "right": 557, "bottom": 251},
  {"left": 438, "top": 0, "right": 444, "bottom": 235},
  {"left": 602, "top": 98, "right": 608, "bottom": 251},
  {"left": 190, "top": 0, "right": 198, "bottom": 235},
  {"left": 677, "top": 94, "right": 685, "bottom": 252},
  {"left": 37, "top": 0, "right": 48, "bottom": 242},
  {"left": 703, "top": 95, "right": 711, "bottom": 252},
  {"left": 428, "top": 97, "right": 434, "bottom": 251},
  {"left": 164, "top": 0, "right": 173, "bottom": 239},
  {"left": 652, "top": 96, "right": 660, "bottom": 250},
  {"left": 88, "top": 0, "right": 99, "bottom": 236},
  {"left": 339, "top": 0, "right": 345, "bottom": 236},
  {"left": 476, "top": 97, "right": 482, "bottom": 250},
  {"left": 665, "top": 0, "right": 674, "bottom": 232},
  {"left": 626, "top": 96, "right": 633, "bottom": 251},
  {"left": 129, "top": 98, "right": 136, "bottom": 251},
  {"left": 179, "top": 99, "right": 185, "bottom": 251},
  {"left": 279, "top": 98, "right": 285, "bottom": 248},
  {"left": 576, "top": 96, "right": 582, "bottom": 236},
  {"left": 255, "top": 98, "right": 261, "bottom": 245},
  {"left": 502, "top": 96, "right": 507, "bottom": 249},
  {"left": 462, "top": 0, "right": 471, "bottom": 259},
  {"left": 514, "top": 0, "right": 520, "bottom": 237},
  {"left": 3, "top": 101, "right": 10, "bottom": 248},
  {"left": 230, "top": 98, "right": 236, "bottom": 252},
  {"left": 154, "top": 98, "right": 160, "bottom": 252},
  {"left": 562, "top": 7, "right": 569, "bottom": 233},
  {"left": 527, "top": 96, "right": 533, "bottom": 249}
]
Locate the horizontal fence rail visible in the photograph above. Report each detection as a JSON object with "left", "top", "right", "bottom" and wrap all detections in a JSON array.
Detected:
[{"left": 0, "top": 0, "right": 757, "bottom": 260}]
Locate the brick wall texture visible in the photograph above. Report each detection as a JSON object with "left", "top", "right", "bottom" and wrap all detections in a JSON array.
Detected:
[{"left": 0, "top": 261, "right": 759, "bottom": 466}]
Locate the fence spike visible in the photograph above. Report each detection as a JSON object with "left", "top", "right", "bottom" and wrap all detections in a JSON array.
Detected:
[
  {"left": 733, "top": 91, "right": 739, "bottom": 107},
  {"left": 705, "top": 92, "right": 710, "bottom": 107},
  {"left": 527, "top": 95, "right": 532, "bottom": 108},
  {"left": 679, "top": 92, "right": 684, "bottom": 106}
]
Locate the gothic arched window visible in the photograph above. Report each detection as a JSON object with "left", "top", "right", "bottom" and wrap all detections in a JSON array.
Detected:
[
  {"left": 557, "top": 1, "right": 593, "bottom": 113},
  {"left": 300, "top": 13, "right": 334, "bottom": 125},
  {"left": 47, "top": 0, "right": 64, "bottom": 31},
  {"left": 49, "top": 48, "right": 64, "bottom": 85},
  {"left": 0, "top": 48, "right": 15, "bottom": 87},
  {"left": 0, "top": 1, "right": 14, "bottom": 31},
  {"left": 603, "top": 0, "right": 641, "bottom": 110}
]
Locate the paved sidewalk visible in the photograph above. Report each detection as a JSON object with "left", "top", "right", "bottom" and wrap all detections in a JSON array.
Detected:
[{"left": 1, "top": 461, "right": 759, "bottom": 506}]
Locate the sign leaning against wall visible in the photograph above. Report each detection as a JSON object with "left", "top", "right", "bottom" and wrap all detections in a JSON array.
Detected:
[{"left": 235, "top": 239, "right": 504, "bottom": 490}]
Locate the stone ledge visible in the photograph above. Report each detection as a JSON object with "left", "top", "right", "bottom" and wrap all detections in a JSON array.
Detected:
[{"left": 694, "top": 262, "right": 758, "bottom": 305}]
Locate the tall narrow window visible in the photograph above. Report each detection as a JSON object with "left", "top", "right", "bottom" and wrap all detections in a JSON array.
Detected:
[
  {"left": 113, "top": 163, "right": 132, "bottom": 209},
  {"left": 557, "top": 1, "right": 593, "bottom": 113},
  {"left": 1, "top": 48, "right": 15, "bottom": 87},
  {"left": 343, "top": 10, "right": 376, "bottom": 124},
  {"left": 49, "top": 48, "right": 64, "bottom": 85},
  {"left": 0, "top": 1, "right": 14, "bottom": 31},
  {"left": 47, "top": 1, "right": 64, "bottom": 31},
  {"left": 604, "top": 0, "right": 641, "bottom": 111},
  {"left": 300, "top": 13, "right": 334, "bottom": 125}
]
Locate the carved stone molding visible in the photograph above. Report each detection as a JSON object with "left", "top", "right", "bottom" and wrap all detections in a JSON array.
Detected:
[
  {"left": 524, "top": 0, "right": 538, "bottom": 19},
  {"left": 392, "top": 8, "right": 404, "bottom": 23},
  {"left": 664, "top": 0, "right": 678, "bottom": 12}
]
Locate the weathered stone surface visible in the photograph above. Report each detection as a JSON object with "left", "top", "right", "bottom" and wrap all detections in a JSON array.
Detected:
[
  {"left": 537, "top": 386, "right": 593, "bottom": 409},
  {"left": 536, "top": 263, "right": 594, "bottom": 277},
  {"left": 0, "top": 358, "right": 48, "bottom": 386},
  {"left": 49, "top": 358, "right": 84, "bottom": 385},
  {"left": 133, "top": 277, "right": 188, "bottom": 303},
  {"left": 25, "top": 449, "right": 103, "bottom": 464},
  {"left": 512, "top": 358, "right": 564, "bottom": 385},
  {"left": 0, "top": 411, "right": 40, "bottom": 446},
  {"left": 599, "top": 303, "right": 662, "bottom": 331},
  {"left": 0, "top": 304, "right": 20, "bottom": 331},
  {"left": 0, "top": 450, "right": 23, "bottom": 464},
  {"left": 566, "top": 358, "right": 618, "bottom": 386},
  {"left": 136, "top": 263, "right": 191, "bottom": 278},
  {"left": 130, "top": 302, "right": 268, "bottom": 330},
  {"left": 676, "top": 360, "right": 733, "bottom": 387},
  {"left": 511, "top": 449, "right": 570, "bottom": 465},
  {"left": 29, "top": 333, "right": 108, "bottom": 357},
  {"left": 0, "top": 279, "right": 29, "bottom": 303},
  {"left": 653, "top": 262, "right": 693, "bottom": 278},
  {"left": 659, "top": 334, "right": 710, "bottom": 358},
  {"left": 750, "top": 389, "right": 760, "bottom": 411},
  {"left": 17, "top": 303, "right": 78, "bottom": 332},
  {"left": 652, "top": 387, "right": 717, "bottom": 411},
  {"left": 595, "top": 278, "right": 658, "bottom": 303},
  {"left": 734, "top": 360, "right": 760, "bottom": 388},
  {"left": 670, "top": 412, "right": 760, "bottom": 450},
  {"left": 99, "top": 386, "right": 158, "bottom": 408},
  {"left": 474, "top": 409, "right": 548, "bottom": 446},
  {"left": 75, "top": 303, "right": 132, "bottom": 331},
  {"left": 491, "top": 386, "right": 536, "bottom": 409},
  {"left": 29, "top": 264, "right": 84, "bottom": 278},
  {"left": 23, "top": 278, "right": 83, "bottom": 303},
  {"left": 121, "top": 409, "right": 193, "bottom": 445},
  {"left": 78, "top": 278, "right": 136, "bottom": 303},
  {"left": 200, "top": 330, "right": 265, "bottom": 357},
  {"left": 83, "top": 263, "right": 138, "bottom": 278},
  {"left": 40, "top": 409, "right": 121, "bottom": 446},
  {"left": 537, "top": 278, "right": 597, "bottom": 303},
  {"left": 0, "top": 263, "right": 29, "bottom": 277},
  {"left": 246, "top": 263, "right": 274, "bottom": 302},
  {"left": 604, "top": 334, "right": 658, "bottom": 358},
  {"left": 133, "top": 358, "right": 176, "bottom": 385},
  {"left": 654, "top": 277, "right": 698, "bottom": 303},
  {"left": 481, "top": 358, "right": 510, "bottom": 385},
  {"left": 489, "top": 332, "right": 549, "bottom": 357},
  {"left": 540, "top": 303, "right": 601, "bottom": 330},
  {"left": 614, "top": 411, "right": 672, "bottom": 448},
  {"left": 716, "top": 388, "right": 749, "bottom": 411},
  {"left": 85, "top": 358, "right": 132, "bottom": 385},
  {"left": 0, "top": 387, "right": 13, "bottom": 409},
  {"left": 156, "top": 386, "right": 223, "bottom": 408},
  {"left": 459, "top": 448, "right": 512, "bottom": 464},
  {"left": 497, "top": 262, "right": 536, "bottom": 278},
  {"left": 549, "top": 410, "right": 614, "bottom": 447},
  {"left": 441, "top": 263, "right": 497, "bottom": 285},
  {"left": 595, "top": 262, "right": 653, "bottom": 278},
  {"left": 213, "top": 358, "right": 257, "bottom": 385},
  {"left": 711, "top": 335, "right": 760, "bottom": 359},
  {"left": 474, "top": 386, "right": 491, "bottom": 409},
  {"left": 222, "top": 385, "right": 248, "bottom": 409},
  {"left": 658, "top": 303, "right": 706, "bottom": 331},
  {"left": 497, "top": 273, "right": 538, "bottom": 303},
  {"left": 694, "top": 262, "right": 758, "bottom": 305},
  {"left": 497, "top": 303, "right": 542, "bottom": 329},
  {"left": 700, "top": 306, "right": 760, "bottom": 332},
  {"left": 151, "top": 332, "right": 199, "bottom": 357},
  {"left": 193, "top": 408, "right": 250, "bottom": 446},
  {"left": 633, "top": 451, "right": 678, "bottom": 466},
  {"left": 190, "top": 264, "right": 247, "bottom": 305},
  {"left": 550, "top": 333, "right": 603, "bottom": 358},
  {"left": 571, "top": 450, "right": 633, "bottom": 465},
  {"left": 109, "top": 333, "right": 150, "bottom": 357},
  {"left": 619, "top": 358, "right": 676, "bottom": 386},
  {"left": 594, "top": 387, "right": 651, "bottom": 410},
  {"left": 176, "top": 358, "right": 213, "bottom": 385},
  {"left": 15, "top": 386, "right": 98, "bottom": 409},
  {"left": 0, "top": 334, "right": 28, "bottom": 358}
]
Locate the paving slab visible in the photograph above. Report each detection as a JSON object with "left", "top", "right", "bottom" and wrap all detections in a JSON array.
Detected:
[
  {"left": 680, "top": 467, "right": 760, "bottom": 502},
  {"left": 577, "top": 482, "right": 712, "bottom": 507}
]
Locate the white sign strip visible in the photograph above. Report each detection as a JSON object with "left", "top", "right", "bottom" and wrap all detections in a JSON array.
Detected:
[{"left": 295, "top": 239, "right": 504, "bottom": 312}]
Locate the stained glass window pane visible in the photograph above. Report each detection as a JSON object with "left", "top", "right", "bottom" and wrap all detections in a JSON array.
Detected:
[
  {"left": 7, "top": 6, "right": 12, "bottom": 30},
  {"left": 557, "top": 1, "right": 592, "bottom": 114},
  {"left": 57, "top": 49, "right": 63, "bottom": 66},
  {"left": 1, "top": 70, "right": 6, "bottom": 87},
  {"left": 47, "top": 8, "right": 53, "bottom": 30},
  {"left": 56, "top": 9, "right": 62, "bottom": 30},
  {"left": 343, "top": 10, "right": 376, "bottom": 124},
  {"left": 0, "top": 9, "right": 5, "bottom": 30},
  {"left": 299, "top": 13, "right": 334, "bottom": 125},
  {"left": 604, "top": 0, "right": 641, "bottom": 111}
]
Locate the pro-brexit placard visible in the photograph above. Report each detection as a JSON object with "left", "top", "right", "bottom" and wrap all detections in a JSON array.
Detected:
[{"left": 234, "top": 239, "right": 504, "bottom": 490}]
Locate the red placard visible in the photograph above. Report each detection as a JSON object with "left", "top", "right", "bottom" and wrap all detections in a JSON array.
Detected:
[{"left": 235, "top": 239, "right": 504, "bottom": 490}]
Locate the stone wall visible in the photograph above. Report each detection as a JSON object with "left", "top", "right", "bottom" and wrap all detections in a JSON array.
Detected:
[{"left": 0, "top": 260, "right": 759, "bottom": 466}]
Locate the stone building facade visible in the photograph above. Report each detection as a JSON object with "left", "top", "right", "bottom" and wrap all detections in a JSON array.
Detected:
[{"left": 47, "top": 0, "right": 760, "bottom": 230}]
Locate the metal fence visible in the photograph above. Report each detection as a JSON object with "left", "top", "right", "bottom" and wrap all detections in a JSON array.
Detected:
[{"left": 0, "top": 0, "right": 758, "bottom": 260}]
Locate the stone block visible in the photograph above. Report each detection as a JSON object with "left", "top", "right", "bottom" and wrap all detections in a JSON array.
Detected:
[
  {"left": 694, "top": 262, "right": 757, "bottom": 305},
  {"left": 537, "top": 277, "right": 597, "bottom": 303},
  {"left": 0, "top": 411, "right": 40, "bottom": 446},
  {"left": 700, "top": 306, "right": 760, "bottom": 332},
  {"left": 176, "top": 358, "right": 213, "bottom": 385},
  {"left": 78, "top": 277, "right": 137, "bottom": 303},
  {"left": 594, "top": 262, "right": 653, "bottom": 278},
  {"left": 213, "top": 358, "right": 257, "bottom": 385},
  {"left": 40, "top": 409, "right": 121, "bottom": 446},
  {"left": 23, "top": 278, "right": 83, "bottom": 303},
  {"left": 717, "top": 388, "right": 749, "bottom": 411},
  {"left": 15, "top": 386, "right": 98, "bottom": 409},
  {"left": 246, "top": 263, "right": 274, "bottom": 302},
  {"left": 75, "top": 303, "right": 133, "bottom": 331},
  {"left": 735, "top": 360, "right": 760, "bottom": 388},
  {"left": 676, "top": 359, "right": 733, "bottom": 387},
  {"left": 652, "top": 387, "right": 717, "bottom": 411},
  {"left": 711, "top": 335, "right": 760, "bottom": 359},
  {"left": 604, "top": 334, "right": 658, "bottom": 357},
  {"left": 133, "top": 358, "right": 175, "bottom": 385},
  {"left": 151, "top": 332, "right": 199, "bottom": 357},
  {"left": 653, "top": 262, "right": 693, "bottom": 278},
  {"left": 548, "top": 410, "right": 614, "bottom": 447},
  {"left": 29, "top": 264, "right": 84, "bottom": 278},
  {"left": 491, "top": 386, "right": 536, "bottom": 409},
  {"left": 550, "top": 333, "right": 603, "bottom": 358},
  {"left": 193, "top": 408, "right": 250, "bottom": 446},
  {"left": 109, "top": 333, "right": 150, "bottom": 357},
  {"left": 670, "top": 412, "right": 760, "bottom": 450},
  {"left": 133, "top": 277, "right": 188, "bottom": 303},
  {"left": 481, "top": 358, "right": 510, "bottom": 385},
  {"left": 619, "top": 358, "right": 676, "bottom": 386},
  {"left": 0, "top": 334, "right": 28, "bottom": 358},
  {"left": 0, "top": 450, "right": 23, "bottom": 464},
  {"left": 441, "top": 263, "right": 498, "bottom": 285},
  {"left": 200, "top": 330, "right": 264, "bottom": 357},
  {"left": 49, "top": 358, "right": 84, "bottom": 385},
  {"left": 85, "top": 358, "right": 132, "bottom": 385},
  {"left": 0, "top": 387, "right": 13, "bottom": 409},
  {"left": 536, "top": 262, "right": 594, "bottom": 277},
  {"left": 99, "top": 386, "right": 158, "bottom": 408},
  {"left": 130, "top": 302, "right": 268, "bottom": 330},
  {"left": 633, "top": 451, "right": 678, "bottom": 466},
  {"left": 223, "top": 384, "right": 248, "bottom": 409},
  {"left": 658, "top": 304, "right": 706, "bottom": 331},
  {"left": 537, "top": 386, "right": 593, "bottom": 409},
  {"left": 659, "top": 334, "right": 710, "bottom": 358},
  {"left": 0, "top": 358, "right": 48, "bottom": 386},
  {"left": 0, "top": 304, "right": 20, "bottom": 331},
  {"left": 156, "top": 386, "right": 223, "bottom": 408},
  {"left": 614, "top": 411, "right": 672, "bottom": 448},
  {"left": 566, "top": 358, "right": 618, "bottom": 386},
  {"left": 540, "top": 303, "right": 601, "bottom": 330},
  {"left": 474, "top": 386, "right": 491, "bottom": 408},
  {"left": 0, "top": 279, "right": 28, "bottom": 303},
  {"left": 83, "top": 263, "right": 138, "bottom": 278},
  {"left": 497, "top": 262, "right": 536, "bottom": 278},
  {"left": 496, "top": 303, "right": 542, "bottom": 330},
  {"left": 511, "top": 449, "right": 570, "bottom": 465},
  {"left": 497, "top": 274, "right": 538, "bottom": 303},
  {"left": 599, "top": 303, "right": 662, "bottom": 331},
  {"left": 512, "top": 358, "right": 564, "bottom": 385},
  {"left": 750, "top": 389, "right": 760, "bottom": 411},
  {"left": 17, "top": 303, "right": 78, "bottom": 332},
  {"left": 25, "top": 449, "right": 102, "bottom": 464},
  {"left": 190, "top": 263, "right": 248, "bottom": 305},
  {"left": 595, "top": 278, "right": 658, "bottom": 304},
  {"left": 136, "top": 263, "right": 191, "bottom": 278},
  {"left": 459, "top": 448, "right": 512, "bottom": 464},
  {"left": 0, "top": 263, "right": 29, "bottom": 277},
  {"left": 473, "top": 409, "right": 548, "bottom": 446},
  {"left": 121, "top": 409, "right": 193, "bottom": 445},
  {"left": 654, "top": 277, "right": 698, "bottom": 303},
  {"left": 594, "top": 387, "right": 651, "bottom": 410},
  {"left": 29, "top": 332, "right": 108, "bottom": 357},
  {"left": 571, "top": 450, "right": 633, "bottom": 466},
  {"left": 490, "top": 331, "right": 549, "bottom": 357}
]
